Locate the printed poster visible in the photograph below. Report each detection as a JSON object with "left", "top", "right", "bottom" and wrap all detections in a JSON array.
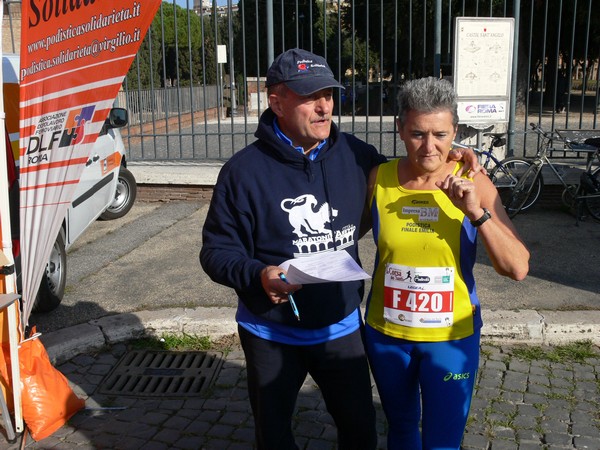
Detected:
[{"left": 453, "top": 17, "right": 514, "bottom": 124}]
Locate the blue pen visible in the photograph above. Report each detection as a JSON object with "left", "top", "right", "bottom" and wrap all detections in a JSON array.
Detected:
[{"left": 278, "top": 272, "right": 300, "bottom": 321}]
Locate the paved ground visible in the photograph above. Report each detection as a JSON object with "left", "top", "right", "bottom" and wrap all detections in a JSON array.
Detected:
[
  {"left": 4, "top": 337, "right": 599, "bottom": 449},
  {"left": 2, "top": 173, "right": 600, "bottom": 448},
  {"left": 26, "top": 188, "right": 600, "bottom": 337}
]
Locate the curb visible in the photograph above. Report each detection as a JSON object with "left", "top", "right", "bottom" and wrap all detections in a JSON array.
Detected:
[
  {"left": 128, "top": 162, "right": 223, "bottom": 186},
  {"left": 41, "top": 307, "right": 238, "bottom": 365},
  {"left": 483, "top": 309, "right": 600, "bottom": 346},
  {"left": 40, "top": 307, "right": 600, "bottom": 365}
]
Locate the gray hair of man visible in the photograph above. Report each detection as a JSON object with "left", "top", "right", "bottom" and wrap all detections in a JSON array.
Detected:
[{"left": 397, "top": 77, "right": 459, "bottom": 128}]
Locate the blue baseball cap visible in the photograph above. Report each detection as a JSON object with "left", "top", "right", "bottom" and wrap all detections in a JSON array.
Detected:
[{"left": 266, "top": 48, "right": 344, "bottom": 96}]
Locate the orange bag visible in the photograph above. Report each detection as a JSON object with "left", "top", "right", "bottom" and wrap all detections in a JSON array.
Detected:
[{"left": 19, "top": 330, "right": 85, "bottom": 441}]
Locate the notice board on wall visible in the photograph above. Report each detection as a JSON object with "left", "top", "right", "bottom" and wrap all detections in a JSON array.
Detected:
[{"left": 453, "top": 17, "right": 514, "bottom": 125}]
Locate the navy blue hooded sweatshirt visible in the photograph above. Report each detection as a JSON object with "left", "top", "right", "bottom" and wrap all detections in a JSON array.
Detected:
[{"left": 200, "top": 108, "right": 386, "bottom": 329}]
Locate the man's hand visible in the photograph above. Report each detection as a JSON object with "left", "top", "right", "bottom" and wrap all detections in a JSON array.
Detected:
[
  {"left": 449, "top": 146, "right": 487, "bottom": 178},
  {"left": 260, "top": 266, "right": 302, "bottom": 305}
]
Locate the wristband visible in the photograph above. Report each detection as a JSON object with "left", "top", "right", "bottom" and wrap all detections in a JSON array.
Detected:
[{"left": 470, "top": 208, "right": 491, "bottom": 227}]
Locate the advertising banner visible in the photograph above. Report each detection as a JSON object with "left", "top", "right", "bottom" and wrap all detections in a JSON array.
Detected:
[
  {"left": 0, "top": 5, "right": 25, "bottom": 435},
  {"left": 19, "top": 1, "right": 161, "bottom": 326}
]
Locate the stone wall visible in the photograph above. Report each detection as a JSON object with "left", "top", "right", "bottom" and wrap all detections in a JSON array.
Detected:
[{"left": 2, "top": 2, "right": 21, "bottom": 53}]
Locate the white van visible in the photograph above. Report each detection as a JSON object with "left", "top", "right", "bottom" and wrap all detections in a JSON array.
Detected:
[{"left": 2, "top": 53, "right": 137, "bottom": 313}]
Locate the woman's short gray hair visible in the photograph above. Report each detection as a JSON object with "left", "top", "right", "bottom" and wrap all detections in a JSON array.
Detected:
[{"left": 397, "top": 77, "right": 459, "bottom": 127}]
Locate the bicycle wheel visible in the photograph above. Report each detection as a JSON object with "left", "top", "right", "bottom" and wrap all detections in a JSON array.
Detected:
[
  {"left": 489, "top": 157, "right": 543, "bottom": 217},
  {"left": 561, "top": 185, "right": 578, "bottom": 209},
  {"left": 584, "top": 167, "right": 600, "bottom": 221}
]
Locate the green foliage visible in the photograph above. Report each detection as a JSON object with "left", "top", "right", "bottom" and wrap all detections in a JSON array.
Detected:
[
  {"left": 511, "top": 340, "right": 598, "bottom": 364},
  {"left": 125, "top": 19, "right": 161, "bottom": 90},
  {"left": 341, "top": 37, "right": 379, "bottom": 83},
  {"left": 126, "top": 1, "right": 216, "bottom": 88},
  {"left": 236, "top": 0, "right": 347, "bottom": 78},
  {"left": 130, "top": 332, "right": 213, "bottom": 351}
]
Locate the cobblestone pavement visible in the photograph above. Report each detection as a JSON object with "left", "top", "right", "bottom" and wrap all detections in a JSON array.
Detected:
[{"left": 5, "top": 339, "right": 599, "bottom": 449}]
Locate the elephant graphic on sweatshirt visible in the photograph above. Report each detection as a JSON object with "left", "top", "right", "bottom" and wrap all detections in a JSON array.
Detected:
[{"left": 280, "top": 194, "right": 338, "bottom": 237}]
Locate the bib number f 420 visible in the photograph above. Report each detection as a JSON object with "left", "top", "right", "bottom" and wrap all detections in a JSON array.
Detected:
[{"left": 386, "top": 289, "right": 453, "bottom": 313}]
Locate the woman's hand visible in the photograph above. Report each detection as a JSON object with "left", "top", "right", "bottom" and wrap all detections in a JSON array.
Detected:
[
  {"left": 438, "top": 174, "right": 529, "bottom": 281},
  {"left": 435, "top": 175, "right": 484, "bottom": 222}
]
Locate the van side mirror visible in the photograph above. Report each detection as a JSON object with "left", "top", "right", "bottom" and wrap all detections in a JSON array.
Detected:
[{"left": 108, "top": 108, "right": 128, "bottom": 128}]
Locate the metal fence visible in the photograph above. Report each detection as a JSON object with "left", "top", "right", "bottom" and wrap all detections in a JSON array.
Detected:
[
  {"left": 3, "top": 0, "right": 599, "bottom": 162},
  {"left": 116, "top": 86, "right": 220, "bottom": 127}
]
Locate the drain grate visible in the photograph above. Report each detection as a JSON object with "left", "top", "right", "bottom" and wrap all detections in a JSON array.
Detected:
[{"left": 98, "top": 350, "right": 224, "bottom": 397}]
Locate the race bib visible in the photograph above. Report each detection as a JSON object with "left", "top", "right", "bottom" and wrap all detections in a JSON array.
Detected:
[{"left": 383, "top": 264, "right": 455, "bottom": 328}]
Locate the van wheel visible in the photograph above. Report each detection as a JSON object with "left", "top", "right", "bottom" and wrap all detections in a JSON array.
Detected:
[
  {"left": 100, "top": 167, "right": 137, "bottom": 220},
  {"left": 32, "top": 230, "right": 66, "bottom": 313}
]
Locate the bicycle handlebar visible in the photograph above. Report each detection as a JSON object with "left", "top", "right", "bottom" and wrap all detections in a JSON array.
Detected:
[
  {"left": 529, "top": 122, "right": 550, "bottom": 136},
  {"left": 529, "top": 122, "right": 565, "bottom": 142},
  {"left": 451, "top": 141, "right": 470, "bottom": 149},
  {"left": 451, "top": 141, "right": 484, "bottom": 155}
]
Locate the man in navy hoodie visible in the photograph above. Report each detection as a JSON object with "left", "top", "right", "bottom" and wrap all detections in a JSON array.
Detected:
[{"left": 200, "top": 48, "right": 479, "bottom": 449}]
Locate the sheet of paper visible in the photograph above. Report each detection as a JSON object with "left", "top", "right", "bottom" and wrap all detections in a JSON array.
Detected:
[{"left": 279, "top": 250, "right": 370, "bottom": 284}]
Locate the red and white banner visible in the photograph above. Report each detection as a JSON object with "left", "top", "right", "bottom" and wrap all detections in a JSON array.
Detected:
[{"left": 19, "top": 1, "right": 161, "bottom": 326}]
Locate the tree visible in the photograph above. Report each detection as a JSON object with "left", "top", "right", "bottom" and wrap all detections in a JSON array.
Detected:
[
  {"left": 157, "top": 2, "right": 204, "bottom": 86},
  {"left": 125, "top": 13, "right": 161, "bottom": 90},
  {"left": 126, "top": 1, "right": 216, "bottom": 89},
  {"left": 342, "top": 0, "right": 421, "bottom": 80},
  {"left": 339, "top": 1, "right": 380, "bottom": 82},
  {"left": 519, "top": 0, "right": 599, "bottom": 107},
  {"left": 234, "top": 0, "right": 344, "bottom": 79}
]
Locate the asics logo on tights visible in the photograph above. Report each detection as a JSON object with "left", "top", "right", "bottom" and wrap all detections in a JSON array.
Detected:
[{"left": 443, "top": 372, "right": 471, "bottom": 381}]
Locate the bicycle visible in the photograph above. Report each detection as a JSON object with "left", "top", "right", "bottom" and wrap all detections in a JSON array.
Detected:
[
  {"left": 453, "top": 131, "right": 507, "bottom": 172},
  {"left": 493, "top": 123, "right": 600, "bottom": 221},
  {"left": 452, "top": 132, "right": 543, "bottom": 213}
]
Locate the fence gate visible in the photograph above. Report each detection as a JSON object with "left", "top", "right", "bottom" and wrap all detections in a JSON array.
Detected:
[{"left": 2, "top": 0, "right": 599, "bottom": 161}]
